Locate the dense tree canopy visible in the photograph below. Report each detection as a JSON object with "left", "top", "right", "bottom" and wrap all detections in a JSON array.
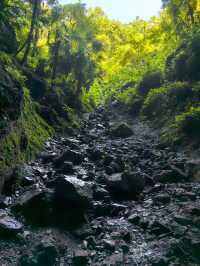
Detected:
[{"left": 0, "top": 0, "right": 200, "bottom": 113}]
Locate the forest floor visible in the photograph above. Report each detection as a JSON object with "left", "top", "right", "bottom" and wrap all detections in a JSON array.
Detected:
[{"left": 0, "top": 105, "right": 200, "bottom": 266}]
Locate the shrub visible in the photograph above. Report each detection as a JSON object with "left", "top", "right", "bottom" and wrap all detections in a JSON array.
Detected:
[
  {"left": 142, "top": 82, "right": 195, "bottom": 121},
  {"left": 176, "top": 107, "right": 200, "bottom": 136},
  {"left": 142, "top": 86, "right": 167, "bottom": 119},
  {"left": 137, "top": 71, "right": 163, "bottom": 95}
]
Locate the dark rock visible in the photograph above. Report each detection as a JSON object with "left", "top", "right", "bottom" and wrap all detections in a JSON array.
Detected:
[
  {"left": 154, "top": 166, "right": 188, "bottom": 183},
  {"left": 39, "top": 152, "right": 56, "bottom": 163},
  {"left": 62, "top": 137, "right": 80, "bottom": 150},
  {"left": 73, "top": 249, "right": 89, "bottom": 266},
  {"left": 57, "top": 161, "right": 74, "bottom": 174},
  {"left": 151, "top": 256, "right": 169, "bottom": 266},
  {"left": 87, "top": 147, "right": 104, "bottom": 161},
  {"left": 170, "top": 222, "right": 187, "bottom": 237},
  {"left": 110, "top": 203, "right": 127, "bottom": 216},
  {"left": 19, "top": 255, "right": 38, "bottom": 266},
  {"left": 0, "top": 196, "right": 12, "bottom": 208},
  {"left": 93, "top": 202, "right": 112, "bottom": 217},
  {"left": 153, "top": 193, "right": 171, "bottom": 204},
  {"left": 54, "top": 177, "right": 93, "bottom": 226},
  {"left": 21, "top": 176, "right": 35, "bottom": 187},
  {"left": 174, "top": 215, "right": 192, "bottom": 226},
  {"left": 105, "top": 171, "right": 145, "bottom": 199},
  {"left": 93, "top": 186, "right": 109, "bottom": 201},
  {"left": 74, "top": 224, "right": 93, "bottom": 239},
  {"left": 150, "top": 220, "right": 171, "bottom": 235},
  {"left": 106, "top": 161, "right": 123, "bottom": 175},
  {"left": 103, "top": 155, "right": 115, "bottom": 166},
  {"left": 54, "top": 149, "right": 83, "bottom": 167},
  {"left": 110, "top": 123, "right": 133, "bottom": 138},
  {"left": 12, "top": 188, "right": 53, "bottom": 226},
  {"left": 36, "top": 238, "right": 58, "bottom": 266}
]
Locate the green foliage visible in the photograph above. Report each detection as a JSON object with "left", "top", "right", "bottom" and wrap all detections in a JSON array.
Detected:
[
  {"left": 176, "top": 106, "right": 200, "bottom": 136},
  {"left": 166, "top": 28, "right": 200, "bottom": 81}
]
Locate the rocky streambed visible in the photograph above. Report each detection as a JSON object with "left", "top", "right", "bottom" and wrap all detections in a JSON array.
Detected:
[{"left": 0, "top": 106, "right": 199, "bottom": 265}]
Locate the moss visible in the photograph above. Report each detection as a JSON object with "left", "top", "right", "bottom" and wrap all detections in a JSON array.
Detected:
[
  {"left": 175, "top": 106, "right": 200, "bottom": 137},
  {"left": 0, "top": 88, "right": 54, "bottom": 171},
  {"left": 22, "top": 88, "right": 54, "bottom": 156}
]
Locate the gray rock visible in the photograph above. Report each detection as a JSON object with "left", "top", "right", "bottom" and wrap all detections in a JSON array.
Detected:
[{"left": 0, "top": 210, "right": 23, "bottom": 236}]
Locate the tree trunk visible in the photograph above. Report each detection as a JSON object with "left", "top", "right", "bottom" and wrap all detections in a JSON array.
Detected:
[
  {"left": 187, "top": 1, "right": 195, "bottom": 25},
  {"left": 51, "top": 30, "right": 61, "bottom": 90},
  {"left": 21, "top": 0, "right": 41, "bottom": 65}
]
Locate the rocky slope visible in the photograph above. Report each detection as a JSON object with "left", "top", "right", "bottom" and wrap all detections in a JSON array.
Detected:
[{"left": 0, "top": 105, "right": 199, "bottom": 265}]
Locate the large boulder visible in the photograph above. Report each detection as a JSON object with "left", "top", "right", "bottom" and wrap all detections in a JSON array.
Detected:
[
  {"left": 54, "top": 176, "right": 93, "bottom": 226},
  {"left": 110, "top": 123, "right": 133, "bottom": 138},
  {"left": 105, "top": 171, "right": 145, "bottom": 199}
]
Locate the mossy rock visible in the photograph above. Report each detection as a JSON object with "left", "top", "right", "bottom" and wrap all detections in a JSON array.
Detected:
[
  {"left": 0, "top": 88, "right": 54, "bottom": 189},
  {"left": 137, "top": 71, "right": 163, "bottom": 96}
]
